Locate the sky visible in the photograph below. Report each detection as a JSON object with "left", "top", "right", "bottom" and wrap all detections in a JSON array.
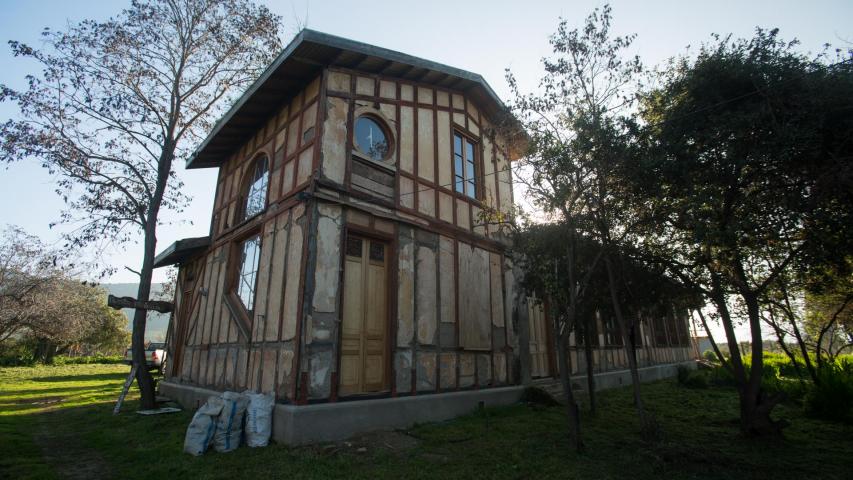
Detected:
[{"left": 0, "top": 0, "right": 850, "bottom": 338}]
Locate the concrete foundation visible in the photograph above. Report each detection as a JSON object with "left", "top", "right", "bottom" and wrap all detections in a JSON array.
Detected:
[
  {"left": 531, "top": 361, "right": 696, "bottom": 393},
  {"left": 573, "top": 360, "right": 695, "bottom": 391},
  {"left": 159, "top": 381, "right": 524, "bottom": 445}
]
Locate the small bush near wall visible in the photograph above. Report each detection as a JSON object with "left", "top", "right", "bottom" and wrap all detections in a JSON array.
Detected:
[{"left": 677, "top": 365, "right": 709, "bottom": 389}]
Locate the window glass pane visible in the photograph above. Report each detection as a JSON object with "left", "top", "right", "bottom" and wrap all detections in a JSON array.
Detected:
[
  {"left": 354, "top": 116, "right": 389, "bottom": 161},
  {"left": 237, "top": 235, "right": 261, "bottom": 312},
  {"left": 454, "top": 155, "right": 463, "bottom": 186},
  {"left": 466, "top": 140, "right": 475, "bottom": 164},
  {"left": 455, "top": 176, "right": 464, "bottom": 193},
  {"left": 466, "top": 179, "right": 476, "bottom": 198},
  {"left": 244, "top": 156, "right": 269, "bottom": 219},
  {"left": 369, "top": 241, "right": 385, "bottom": 262},
  {"left": 346, "top": 236, "right": 362, "bottom": 257},
  {"left": 454, "top": 134, "right": 462, "bottom": 157}
]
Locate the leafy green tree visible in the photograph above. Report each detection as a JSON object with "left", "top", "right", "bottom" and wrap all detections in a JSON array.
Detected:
[
  {"left": 1, "top": 0, "right": 282, "bottom": 408},
  {"left": 635, "top": 29, "right": 853, "bottom": 435},
  {"left": 26, "top": 280, "right": 130, "bottom": 363},
  {"left": 507, "top": 4, "right": 660, "bottom": 441},
  {"left": 0, "top": 226, "right": 65, "bottom": 346}
]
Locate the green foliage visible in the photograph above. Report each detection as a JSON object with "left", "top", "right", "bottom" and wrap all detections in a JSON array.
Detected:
[
  {"left": 50, "top": 354, "right": 125, "bottom": 365},
  {"left": 0, "top": 341, "right": 35, "bottom": 366},
  {"left": 704, "top": 352, "right": 853, "bottom": 419},
  {"left": 804, "top": 361, "right": 853, "bottom": 423},
  {"left": 677, "top": 365, "right": 709, "bottom": 389},
  {"left": 702, "top": 349, "right": 718, "bottom": 363}
]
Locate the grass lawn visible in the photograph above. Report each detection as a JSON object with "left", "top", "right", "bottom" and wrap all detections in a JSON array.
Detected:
[{"left": 1, "top": 364, "right": 851, "bottom": 479}]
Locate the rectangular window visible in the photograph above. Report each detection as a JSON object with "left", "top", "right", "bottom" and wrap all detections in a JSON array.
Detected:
[
  {"left": 237, "top": 234, "right": 261, "bottom": 312},
  {"left": 453, "top": 132, "right": 478, "bottom": 199}
]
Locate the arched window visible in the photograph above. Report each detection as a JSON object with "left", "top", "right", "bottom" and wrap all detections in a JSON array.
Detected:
[{"left": 243, "top": 155, "right": 269, "bottom": 220}]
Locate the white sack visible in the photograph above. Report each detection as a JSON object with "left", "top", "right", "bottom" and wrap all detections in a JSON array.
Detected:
[
  {"left": 183, "top": 396, "right": 224, "bottom": 456},
  {"left": 244, "top": 391, "right": 275, "bottom": 448},
  {"left": 213, "top": 391, "right": 249, "bottom": 453}
]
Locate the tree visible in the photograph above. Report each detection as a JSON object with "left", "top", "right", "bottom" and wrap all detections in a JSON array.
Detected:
[
  {"left": 1, "top": 0, "right": 282, "bottom": 408},
  {"left": 635, "top": 29, "right": 853, "bottom": 434},
  {"left": 507, "top": 4, "right": 657, "bottom": 441},
  {"left": 26, "top": 280, "right": 130, "bottom": 363},
  {"left": 0, "top": 225, "right": 129, "bottom": 362},
  {"left": 760, "top": 257, "right": 853, "bottom": 383},
  {"left": 513, "top": 222, "right": 604, "bottom": 452},
  {"left": 0, "top": 226, "right": 64, "bottom": 345}
]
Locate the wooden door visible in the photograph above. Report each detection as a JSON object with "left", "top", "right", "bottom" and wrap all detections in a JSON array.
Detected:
[
  {"left": 528, "top": 298, "right": 550, "bottom": 378},
  {"left": 339, "top": 234, "right": 388, "bottom": 395}
]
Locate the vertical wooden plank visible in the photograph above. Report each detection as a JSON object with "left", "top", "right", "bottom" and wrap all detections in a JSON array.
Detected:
[
  {"left": 400, "top": 106, "right": 414, "bottom": 174},
  {"left": 438, "top": 235, "right": 455, "bottom": 324},
  {"left": 281, "top": 210, "right": 304, "bottom": 341},
  {"left": 266, "top": 211, "right": 291, "bottom": 342},
  {"left": 252, "top": 218, "right": 277, "bottom": 342},
  {"left": 260, "top": 348, "right": 278, "bottom": 394},
  {"left": 417, "top": 108, "right": 434, "bottom": 182},
  {"left": 340, "top": 245, "right": 365, "bottom": 395},
  {"left": 193, "top": 253, "right": 214, "bottom": 346}
]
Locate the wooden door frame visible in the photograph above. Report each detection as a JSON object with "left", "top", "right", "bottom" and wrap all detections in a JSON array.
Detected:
[{"left": 334, "top": 223, "right": 396, "bottom": 399}]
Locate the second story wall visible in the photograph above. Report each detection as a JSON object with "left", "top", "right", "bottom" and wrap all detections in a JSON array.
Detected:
[
  {"left": 318, "top": 67, "right": 515, "bottom": 243},
  {"left": 209, "top": 75, "right": 323, "bottom": 240}
]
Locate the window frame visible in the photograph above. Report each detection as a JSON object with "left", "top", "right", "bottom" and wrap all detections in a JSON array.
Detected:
[
  {"left": 234, "top": 232, "right": 262, "bottom": 314},
  {"left": 223, "top": 228, "right": 264, "bottom": 339},
  {"left": 352, "top": 114, "right": 394, "bottom": 165},
  {"left": 240, "top": 154, "right": 271, "bottom": 222},
  {"left": 452, "top": 130, "right": 481, "bottom": 201}
]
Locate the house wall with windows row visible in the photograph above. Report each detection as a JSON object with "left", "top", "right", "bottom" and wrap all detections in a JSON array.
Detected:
[
  {"left": 526, "top": 300, "right": 693, "bottom": 380},
  {"left": 165, "top": 66, "right": 520, "bottom": 404}
]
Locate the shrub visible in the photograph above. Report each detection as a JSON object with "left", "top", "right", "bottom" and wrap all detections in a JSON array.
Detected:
[
  {"left": 0, "top": 340, "right": 35, "bottom": 366},
  {"left": 702, "top": 350, "right": 718, "bottom": 363},
  {"left": 763, "top": 352, "right": 805, "bottom": 379},
  {"left": 804, "top": 361, "right": 853, "bottom": 423},
  {"left": 52, "top": 355, "right": 125, "bottom": 365},
  {"left": 677, "top": 365, "right": 710, "bottom": 389},
  {"left": 677, "top": 365, "right": 691, "bottom": 384}
]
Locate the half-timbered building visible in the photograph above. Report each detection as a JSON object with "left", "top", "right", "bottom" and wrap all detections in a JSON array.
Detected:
[{"left": 155, "top": 30, "right": 692, "bottom": 444}]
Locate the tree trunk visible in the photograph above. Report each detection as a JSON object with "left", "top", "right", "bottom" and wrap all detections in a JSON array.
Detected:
[
  {"left": 603, "top": 254, "right": 649, "bottom": 431},
  {"left": 131, "top": 240, "right": 157, "bottom": 409},
  {"left": 34, "top": 338, "right": 57, "bottom": 364},
  {"left": 695, "top": 308, "right": 731, "bottom": 372},
  {"left": 131, "top": 141, "right": 175, "bottom": 410},
  {"left": 583, "top": 320, "right": 596, "bottom": 415},
  {"left": 738, "top": 291, "right": 785, "bottom": 436},
  {"left": 557, "top": 323, "right": 583, "bottom": 452}
]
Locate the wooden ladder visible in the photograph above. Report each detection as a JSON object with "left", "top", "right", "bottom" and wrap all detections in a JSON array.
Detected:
[{"left": 113, "top": 365, "right": 138, "bottom": 415}]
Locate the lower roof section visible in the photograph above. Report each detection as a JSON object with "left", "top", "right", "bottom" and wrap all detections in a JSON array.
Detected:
[{"left": 153, "top": 236, "right": 211, "bottom": 268}]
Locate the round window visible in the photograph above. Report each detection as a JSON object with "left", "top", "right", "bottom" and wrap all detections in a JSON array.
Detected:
[{"left": 354, "top": 116, "right": 390, "bottom": 161}]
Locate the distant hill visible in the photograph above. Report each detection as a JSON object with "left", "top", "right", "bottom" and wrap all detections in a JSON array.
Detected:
[{"left": 103, "top": 283, "right": 171, "bottom": 342}]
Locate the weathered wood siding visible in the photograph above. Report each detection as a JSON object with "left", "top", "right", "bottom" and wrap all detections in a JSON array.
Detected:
[
  {"left": 320, "top": 68, "right": 514, "bottom": 238},
  {"left": 165, "top": 76, "right": 323, "bottom": 402},
  {"left": 168, "top": 204, "right": 308, "bottom": 400}
]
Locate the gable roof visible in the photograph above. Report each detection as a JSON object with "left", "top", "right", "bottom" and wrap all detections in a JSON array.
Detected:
[{"left": 187, "top": 29, "right": 517, "bottom": 169}]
